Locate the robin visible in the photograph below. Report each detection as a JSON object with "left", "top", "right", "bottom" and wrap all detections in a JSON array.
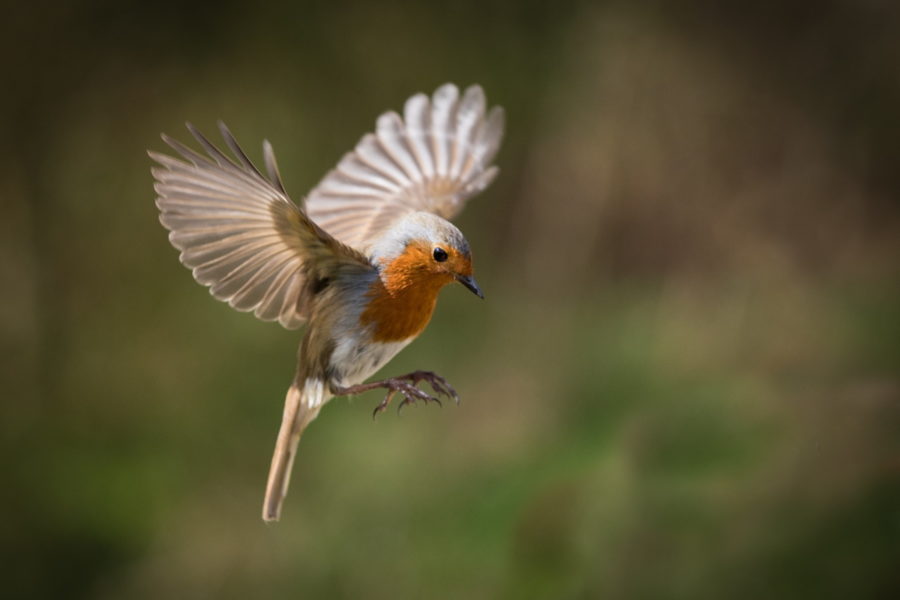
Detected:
[{"left": 150, "top": 83, "right": 504, "bottom": 521}]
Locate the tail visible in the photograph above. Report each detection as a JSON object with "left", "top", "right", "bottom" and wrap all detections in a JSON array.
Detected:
[{"left": 262, "top": 378, "right": 328, "bottom": 522}]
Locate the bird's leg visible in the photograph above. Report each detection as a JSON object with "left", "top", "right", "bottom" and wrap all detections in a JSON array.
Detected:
[{"left": 332, "top": 371, "right": 458, "bottom": 417}]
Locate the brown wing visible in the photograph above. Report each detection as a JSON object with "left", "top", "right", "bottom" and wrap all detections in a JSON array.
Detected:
[
  {"left": 150, "top": 122, "right": 371, "bottom": 329},
  {"left": 304, "top": 83, "right": 504, "bottom": 252}
]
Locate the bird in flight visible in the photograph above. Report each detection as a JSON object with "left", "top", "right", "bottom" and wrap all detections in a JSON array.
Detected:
[{"left": 150, "top": 83, "right": 504, "bottom": 521}]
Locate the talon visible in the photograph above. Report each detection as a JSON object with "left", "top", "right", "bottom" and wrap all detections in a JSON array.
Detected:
[
  {"left": 373, "top": 389, "right": 395, "bottom": 418},
  {"left": 396, "top": 388, "right": 418, "bottom": 414},
  {"left": 396, "top": 380, "right": 440, "bottom": 414},
  {"left": 409, "top": 370, "right": 459, "bottom": 404}
]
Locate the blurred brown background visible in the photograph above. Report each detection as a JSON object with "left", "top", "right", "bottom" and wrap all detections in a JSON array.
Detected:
[{"left": 2, "top": 1, "right": 898, "bottom": 598}]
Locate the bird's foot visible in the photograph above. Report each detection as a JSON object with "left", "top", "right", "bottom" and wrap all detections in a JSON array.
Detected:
[
  {"left": 378, "top": 378, "right": 443, "bottom": 416},
  {"left": 333, "top": 371, "right": 459, "bottom": 417},
  {"left": 397, "top": 371, "right": 459, "bottom": 406}
]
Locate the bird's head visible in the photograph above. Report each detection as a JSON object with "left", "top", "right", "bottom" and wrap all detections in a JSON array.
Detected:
[{"left": 370, "top": 212, "right": 483, "bottom": 298}]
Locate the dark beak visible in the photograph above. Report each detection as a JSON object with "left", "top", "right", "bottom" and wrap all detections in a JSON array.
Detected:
[{"left": 456, "top": 274, "right": 484, "bottom": 299}]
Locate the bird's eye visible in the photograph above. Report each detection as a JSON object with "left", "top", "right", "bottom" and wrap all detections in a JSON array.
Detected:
[{"left": 433, "top": 247, "right": 448, "bottom": 262}]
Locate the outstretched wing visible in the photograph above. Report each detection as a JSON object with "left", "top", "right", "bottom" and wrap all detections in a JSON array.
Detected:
[
  {"left": 304, "top": 83, "right": 504, "bottom": 252},
  {"left": 150, "top": 122, "right": 370, "bottom": 329}
]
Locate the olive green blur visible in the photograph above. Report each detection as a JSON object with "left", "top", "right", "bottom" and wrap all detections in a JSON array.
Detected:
[{"left": 2, "top": 1, "right": 898, "bottom": 598}]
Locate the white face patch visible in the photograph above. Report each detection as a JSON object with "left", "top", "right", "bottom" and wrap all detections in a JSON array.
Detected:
[{"left": 367, "top": 211, "right": 470, "bottom": 264}]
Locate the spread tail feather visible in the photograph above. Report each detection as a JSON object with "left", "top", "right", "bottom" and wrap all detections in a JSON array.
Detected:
[{"left": 262, "top": 379, "right": 327, "bottom": 522}]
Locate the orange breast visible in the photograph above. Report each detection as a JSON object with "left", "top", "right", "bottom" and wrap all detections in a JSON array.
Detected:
[
  {"left": 359, "top": 243, "right": 454, "bottom": 342},
  {"left": 359, "top": 279, "right": 441, "bottom": 342}
]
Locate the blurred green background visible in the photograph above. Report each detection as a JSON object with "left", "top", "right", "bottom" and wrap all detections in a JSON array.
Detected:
[{"left": 2, "top": 1, "right": 899, "bottom": 598}]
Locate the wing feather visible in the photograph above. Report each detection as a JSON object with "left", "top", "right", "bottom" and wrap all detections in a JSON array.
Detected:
[
  {"left": 403, "top": 93, "right": 435, "bottom": 179},
  {"left": 262, "top": 140, "right": 288, "bottom": 195},
  {"left": 151, "top": 124, "right": 370, "bottom": 329},
  {"left": 305, "top": 83, "right": 504, "bottom": 252},
  {"left": 429, "top": 83, "right": 457, "bottom": 178}
]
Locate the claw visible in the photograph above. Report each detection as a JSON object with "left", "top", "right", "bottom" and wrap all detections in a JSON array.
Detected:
[
  {"left": 396, "top": 382, "right": 440, "bottom": 414},
  {"left": 399, "top": 394, "right": 441, "bottom": 412},
  {"left": 434, "top": 379, "right": 458, "bottom": 404},
  {"left": 373, "top": 389, "right": 396, "bottom": 418},
  {"left": 408, "top": 371, "right": 459, "bottom": 405}
]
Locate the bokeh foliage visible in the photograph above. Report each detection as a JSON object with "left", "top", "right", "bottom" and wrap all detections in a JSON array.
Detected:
[{"left": 2, "top": 1, "right": 898, "bottom": 598}]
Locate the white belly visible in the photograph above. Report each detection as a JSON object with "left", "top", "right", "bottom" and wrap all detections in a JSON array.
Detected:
[{"left": 330, "top": 334, "right": 414, "bottom": 388}]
